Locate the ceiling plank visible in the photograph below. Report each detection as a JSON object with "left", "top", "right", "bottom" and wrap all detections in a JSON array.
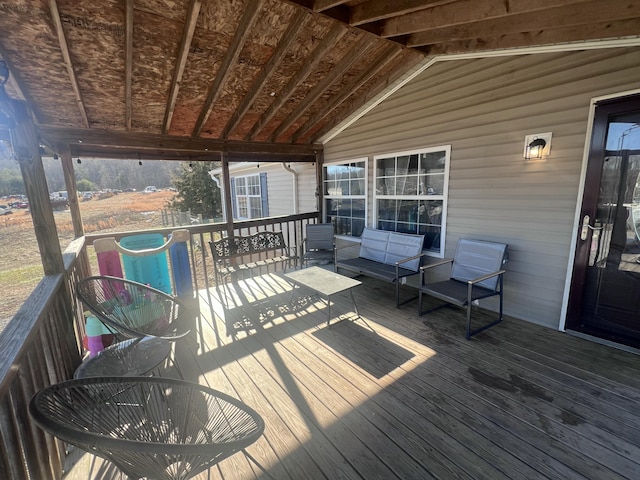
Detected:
[
  {"left": 125, "top": 0, "right": 133, "bottom": 129},
  {"left": 427, "top": 17, "right": 640, "bottom": 55},
  {"left": 292, "top": 43, "right": 402, "bottom": 143},
  {"left": 381, "top": 0, "right": 593, "bottom": 38},
  {"left": 409, "top": 0, "right": 640, "bottom": 47},
  {"left": 245, "top": 21, "right": 347, "bottom": 141},
  {"left": 270, "top": 35, "right": 373, "bottom": 142},
  {"left": 222, "top": 9, "right": 308, "bottom": 139},
  {"left": 38, "top": 125, "right": 321, "bottom": 157},
  {"left": 162, "top": 0, "right": 202, "bottom": 134},
  {"left": 48, "top": 0, "right": 89, "bottom": 128},
  {"left": 350, "top": 0, "right": 455, "bottom": 26},
  {"left": 313, "top": 0, "right": 350, "bottom": 12},
  {"left": 192, "top": 0, "right": 265, "bottom": 137},
  {"left": 310, "top": 51, "right": 425, "bottom": 142}
]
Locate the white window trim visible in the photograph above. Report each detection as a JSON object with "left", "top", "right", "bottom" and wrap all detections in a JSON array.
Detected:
[
  {"left": 323, "top": 157, "right": 368, "bottom": 235},
  {"left": 373, "top": 145, "right": 451, "bottom": 258},
  {"left": 234, "top": 173, "right": 262, "bottom": 220}
]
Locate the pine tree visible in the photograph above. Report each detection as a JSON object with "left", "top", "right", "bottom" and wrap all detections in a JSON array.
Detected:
[{"left": 170, "top": 161, "right": 222, "bottom": 220}]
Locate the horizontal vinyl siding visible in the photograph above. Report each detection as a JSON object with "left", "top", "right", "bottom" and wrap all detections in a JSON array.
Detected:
[
  {"left": 322, "top": 47, "right": 640, "bottom": 329},
  {"left": 264, "top": 166, "right": 294, "bottom": 217},
  {"left": 295, "top": 163, "right": 319, "bottom": 214}
]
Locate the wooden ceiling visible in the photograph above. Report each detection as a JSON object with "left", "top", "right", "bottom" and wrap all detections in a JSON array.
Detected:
[{"left": 0, "top": 0, "right": 639, "bottom": 161}]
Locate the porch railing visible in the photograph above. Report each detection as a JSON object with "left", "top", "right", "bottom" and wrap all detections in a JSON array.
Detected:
[{"left": 0, "top": 212, "right": 319, "bottom": 479}]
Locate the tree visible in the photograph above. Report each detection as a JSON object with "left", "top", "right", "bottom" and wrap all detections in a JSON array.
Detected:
[
  {"left": 170, "top": 162, "right": 222, "bottom": 219},
  {"left": 76, "top": 178, "right": 98, "bottom": 192}
]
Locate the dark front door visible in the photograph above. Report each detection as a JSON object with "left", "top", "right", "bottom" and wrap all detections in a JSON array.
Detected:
[{"left": 566, "top": 94, "right": 640, "bottom": 348}]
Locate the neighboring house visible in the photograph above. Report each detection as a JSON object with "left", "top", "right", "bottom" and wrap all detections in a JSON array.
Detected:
[{"left": 210, "top": 162, "right": 318, "bottom": 221}]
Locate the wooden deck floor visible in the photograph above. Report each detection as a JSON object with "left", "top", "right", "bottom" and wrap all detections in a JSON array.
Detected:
[{"left": 64, "top": 272, "right": 640, "bottom": 480}]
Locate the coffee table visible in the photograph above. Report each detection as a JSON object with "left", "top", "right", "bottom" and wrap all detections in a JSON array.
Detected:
[{"left": 285, "top": 267, "right": 361, "bottom": 326}]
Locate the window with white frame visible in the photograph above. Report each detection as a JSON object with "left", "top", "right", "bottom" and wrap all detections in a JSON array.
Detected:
[
  {"left": 323, "top": 159, "right": 367, "bottom": 237},
  {"left": 233, "top": 174, "right": 265, "bottom": 219},
  {"left": 374, "top": 146, "right": 450, "bottom": 256}
]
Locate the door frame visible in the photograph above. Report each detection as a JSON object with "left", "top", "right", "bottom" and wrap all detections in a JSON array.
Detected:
[{"left": 560, "top": 87, "right": 640, "bottom": 332}]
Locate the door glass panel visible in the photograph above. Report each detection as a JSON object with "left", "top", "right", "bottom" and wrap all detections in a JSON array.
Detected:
[{"left": 581, "top": 112, "right": 640, "bottom": 340}]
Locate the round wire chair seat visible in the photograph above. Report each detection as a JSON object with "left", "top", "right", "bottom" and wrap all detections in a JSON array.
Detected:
[
  {"left": 74, "top": 336, "right": 172, "bottom": 379},
  {"left": 77, "top": 276, "right": 192, "bottom": 340},
  {"left": 29, "top": 376, "right": 265, "bottom": 480}
]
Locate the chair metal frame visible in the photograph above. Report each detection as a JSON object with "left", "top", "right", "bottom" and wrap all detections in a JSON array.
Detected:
[
  {"left": 301, "top": 223, "right": 335, "bottom": 268},
  {"left": 418, "top": 239, "right": 508, "bottom": 339},
  {"left": 29, "top": 376, "right": 265, "bottom": 480},
  {"left": 77, "top": 275, "right": 192, "bottom": 340}
]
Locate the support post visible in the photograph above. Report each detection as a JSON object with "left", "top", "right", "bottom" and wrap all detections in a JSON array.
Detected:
[
  {"left": 221, "top": 152, "right": 234, "bottom": 239},
  {"left": 315, "top": 150, "right": 324, "bottom": 222},
  {"left": 60, "top": 147, "right": 84, "bottom": 238},
  {"left": 12, "top": 100, "right": 64, "bottom": 274}
]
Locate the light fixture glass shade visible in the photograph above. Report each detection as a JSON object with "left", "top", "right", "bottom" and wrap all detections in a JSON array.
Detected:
[
  {"left": 523, "top": 132, "right": 552, "bottom": 159},
  {"left": 527, "top": 138, "right": 546, "bottom": 159}
]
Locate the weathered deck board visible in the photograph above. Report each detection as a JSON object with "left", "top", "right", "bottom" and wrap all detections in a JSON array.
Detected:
[{"left": 63, "top": 272, "right": 640, "bottom": 480}]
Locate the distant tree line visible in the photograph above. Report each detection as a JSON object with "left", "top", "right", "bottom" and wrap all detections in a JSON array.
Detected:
[
  {"left": 0, "top": 155, "right": 223, "bottom": 220},
  {"left": 0, "top": 156, "right": 182, "bottom": 195}
]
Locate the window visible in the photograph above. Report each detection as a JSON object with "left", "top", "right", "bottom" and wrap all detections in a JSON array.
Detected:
[
  {"left": 323, "top": 159, "right": 367, "bottom": 236},
  {"left": 374, "top": 146, "right": 450, "bottom": 256},
  {"left": 232, "top": 173, "right": 268, "bottom": 220}
]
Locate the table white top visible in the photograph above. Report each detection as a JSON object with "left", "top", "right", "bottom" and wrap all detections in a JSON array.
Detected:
[{"left": 285, "top": 267, "right": 361, "bottom": 297}]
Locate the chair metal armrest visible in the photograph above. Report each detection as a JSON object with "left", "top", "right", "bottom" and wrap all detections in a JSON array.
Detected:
[
  {"left": 419, "top": 258, "right": 453, "bottom": 284},
  {"left": 466, "top": 269, "right": 506, "bottom": 308},
  {"left": 334, "top": 243, "right": 356, "bottom": 252},
  {"left": 419, "top": 258, "right": 453, "bottom": 272},
  {"left": 395, "top": 252, "right": 427, "bottom": 266},
  {"left": 467, "top": 269, "right": 506, "bottom": 285}
]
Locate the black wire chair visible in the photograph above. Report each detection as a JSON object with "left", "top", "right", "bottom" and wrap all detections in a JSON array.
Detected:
[
  {"left": 74, "top": 336, "right": 172, "bottom": 379},
  {"left": 29, "top": 376, "right": 265, "bottom": 480},
  {"left": 77, "top": 276, "right": 192, "bottom": 340}
]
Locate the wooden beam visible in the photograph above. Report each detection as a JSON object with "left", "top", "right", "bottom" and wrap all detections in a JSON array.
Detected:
[
  {"left": 408, "top": 0, "right": 640, "bottom": 47},
  {"left": 350, "top": 0, "right": 454, "bottom": 26},
  {"left": 310, "top": 50, "right": 424, "bottom": 142},
  {"left": 192, "top": 0, "right": 265, "bottom": 137},
  {"left": 37, "top": 125, "right": 321, "bottom": 156},
  {"left": 269, "top": 35, "right": 373, "bottom": 142},
  {"left": 313, "top": 0, "right": 349, "bottom": 12},
  {"left": 245, "top": 22, "right": 347, "bottom": 141},
  {"left": 163, "top": 0, "right": 202, "bottom": 134},
  {"left": 222, "top": 9, "right": 308, "bottom": 139},
  {"left": 125, "top": 0, "right": 133, "bottom": 129},
  {"left": 292, "top": 43, "right": 401, "bottom": 143},
  {"left": 48, "top": 0, "right": 89, "bottom": 128},
  {"left": 380, "top": 0, "right": 592, "bottom": 38},
  {"left": 426, "top": 17, "right": 640, "bottom": 55}
]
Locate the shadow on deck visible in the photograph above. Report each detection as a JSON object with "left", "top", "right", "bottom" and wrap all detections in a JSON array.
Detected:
[{"left": 64, "top": 272, "right": 640, "bottom": 480}]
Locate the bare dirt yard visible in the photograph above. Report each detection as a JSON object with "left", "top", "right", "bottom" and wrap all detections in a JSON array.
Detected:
[{"left": 0, "top": 190, "right": 177, "bottom": 326}]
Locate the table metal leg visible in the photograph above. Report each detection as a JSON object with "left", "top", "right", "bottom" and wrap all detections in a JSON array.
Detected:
[{"left": 350, "top": 288, "right": 359, "bottom": 317}]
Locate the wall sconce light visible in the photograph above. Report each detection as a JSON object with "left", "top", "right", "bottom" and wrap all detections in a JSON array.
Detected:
[{"left": 524, "top": 132, "right": 552, "bottom": 159}]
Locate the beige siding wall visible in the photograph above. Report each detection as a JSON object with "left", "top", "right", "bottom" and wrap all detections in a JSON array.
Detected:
[
  {"left": 229, "top": 163, "right": 318, "bottom": 217},
  {"left": 320, "top": 47, "right": 640, "bottom": 329}
]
